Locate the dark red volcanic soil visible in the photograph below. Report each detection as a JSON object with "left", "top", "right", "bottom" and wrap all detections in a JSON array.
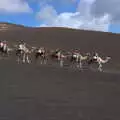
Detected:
[{"left": 0, "top": 22, "right": 120, "bottom": 120}]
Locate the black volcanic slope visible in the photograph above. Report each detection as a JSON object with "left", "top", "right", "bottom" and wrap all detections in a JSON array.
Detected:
[{"left": 0, "top": 23, "right": 120, "bottom": 120}]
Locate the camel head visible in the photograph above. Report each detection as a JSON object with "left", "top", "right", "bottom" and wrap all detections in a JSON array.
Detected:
[
  {"left": 105, "top": 56, "right": 111, "bottom": 62},
  {"left": 31, "top": 46, "right": 37, "bottom": 52},
  {"left": 85, "top": 52, "right": 91, "bottom": 58},
  {"left": 100, "top": 56, "right": 111, "bottom": 63},
  {"left": 31, "top": 46, "right": 36, "bottom": 49},
  {"left": 106, "top": 56, "right": 111, "bottom": 62},
  {"left": 8, "top": 48, "right": 13, "bottom": 52},
  {"left": 106, "top": 56, "right": 111, "bottom": 59},
  {"left": 86, "top": 52, "right": 91, "bottom": 56}
]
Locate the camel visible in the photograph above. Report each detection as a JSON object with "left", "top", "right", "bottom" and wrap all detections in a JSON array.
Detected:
[
  {"left": 88, "top": 55, "right": 111, "bottom": 71},
  {"left": 58, "top": 53, "right": 67, "bottom": 67},
  {"left": 0, "top": 44, "right": 13, "bottom": 57},
  {"left": 22, "top": 47, "right": 32, "bottom": 63},
  {"left": 68, "top": 52, "right": 89, "bottom": 69},
  {"left": 32, "top": 47, "right": 47, "bottom": 65},
  {"left": 8, "top": 42, "right": 112, "bottom": 71},
  {"left": 45, "top": 49, "right": 67, "bottom": 67},
  {"left": 5, "top": 47, "right": 14, "bottom": 56},
  {"left": 15, "top": 45, "right": 32, "bottom": 64}
]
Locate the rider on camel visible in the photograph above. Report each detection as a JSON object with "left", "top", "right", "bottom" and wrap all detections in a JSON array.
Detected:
[
  {"left": 3, "top": 40, "right": 7, "bottom": 46},
  {"left": 0, "top": 40, "right": 4, "bottom": 49},
  {"left": 18, "top": 40, "right": 26, "bottom": 51},
  {"left": 2, "top": 40, "right": 7, "bottom": 51},
  {"left": 53, "top": 48, "right": 60, "bottom": 56},
  {"left": 55, "top": 48, "right": 61, "bottom": 54},
  {"left": 93, "top": 52, "right": 99, "bottom": 61},
  {"left": 52, "top": 48, "right": 61, "bottom": 58},
  {"left": 72, "top": 49, "right": 80, "bottom": 57},
  {"left": 38, "top": 47, "right": 45, "bottom": 54}
]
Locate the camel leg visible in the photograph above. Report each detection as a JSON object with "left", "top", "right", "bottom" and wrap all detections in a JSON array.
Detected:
[
  {"left": 76, "top": 58, "right": 80, "bottom": 68},
  {"left": 17, "top": 56, "right": 20, "bottom": 64},
  {"left": 43, "top": 56, "right": 47, "bottom": 64},
  {"left": 76, "top": 62, "right": 79, "bottom": 68},
  {"left": 98, "top": 63, "right": 102, "bottom": 72},
  {"left": 26, "top": 55, "right": 30, "bottom": 63},
  {"left": 58, "top": 55, "right": 64, "bottom": 67},
  {"left": 40, "top": 57, "right": 42, "bottom": 64},
  {"left": 16, "top": 52, "right": 22, "bottom": 64},
  {"left": 42, "top": 56, "right": 45, "bottom": 64},
  {"left": 76, "top": 62, "right": 82, "bottom": 69},
  {"left": 60, "top": 59, "right": 64, "bottom": 67},
  {"left": 22, "top": 53, "right": 26, "bottom": 63},
  {"left": 16, "top": 52, "right": 20, "bottom": 63},
  {"left": 58, "top": 55, "right": 61, "bottom": 61},
  {"left": 44, "top": 58, "right": 47, "bottom": 64},
  {"left": 40, "top": 57, "right": 43, "bottom": 64},
  {"left": 5, "top": 49, "right": 9, "bottom": 57},
  {"left": 79, "top": 60, "right": 82, "bottom": 69},
  {"left": 41, "top": 60, "right": 43, "bottom": 64},
  {"left": 35, "top": 54, "right": 39, "bottom": 64},
  {"left": 3, "top": 48, "right": 8, "bottom": 57}
]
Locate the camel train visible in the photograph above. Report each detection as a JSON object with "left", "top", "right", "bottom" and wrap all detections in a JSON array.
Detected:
[{"left": 0, "top": 40, "right": 111, "bottom": 72}]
